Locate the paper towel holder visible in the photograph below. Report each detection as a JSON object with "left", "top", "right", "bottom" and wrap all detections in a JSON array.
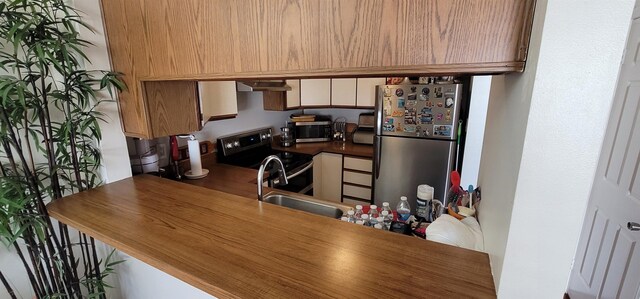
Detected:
[{"left": 179, "top": 134, "right": 209, "bottom": 180}]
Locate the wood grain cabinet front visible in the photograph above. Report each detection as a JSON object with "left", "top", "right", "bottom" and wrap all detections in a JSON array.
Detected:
[
  {"left": 101, "top": 0, "right": 536, "bottom": 136},
  {"left": 142, "top": 81, "right": 201, "bottom": 138}
]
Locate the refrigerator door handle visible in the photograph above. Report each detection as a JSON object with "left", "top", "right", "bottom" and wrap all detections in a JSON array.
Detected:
[
  {"left": 374, "top": 86, "right": 383, "bottom": 136},
  {"left": 374, "top": 136, "right": 382, "bottom": 179}
]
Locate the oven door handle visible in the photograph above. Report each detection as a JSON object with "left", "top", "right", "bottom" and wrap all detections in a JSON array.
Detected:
[{"left": 286, "top": 161, "right": 313, "bottom": 180}]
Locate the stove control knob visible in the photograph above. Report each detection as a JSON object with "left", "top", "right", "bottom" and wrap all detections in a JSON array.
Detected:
[
  {"left": 233, "top": 141, "right": 240, "bottom": 147},
  {"left": 267, "top": 133, "right": 271, "bottom": 138},
  {"left": 261, "top": 134, "right": 267, "bottom": 140},
  {"left": 225, "top": 143, "right": 233, "bottom": 149}
]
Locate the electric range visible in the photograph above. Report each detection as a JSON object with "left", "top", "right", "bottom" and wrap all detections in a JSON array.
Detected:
[{"left": 216, "top": 128, "right": 314, "bottom": 194}]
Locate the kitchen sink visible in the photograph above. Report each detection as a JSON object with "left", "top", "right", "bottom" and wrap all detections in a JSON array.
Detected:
[{"left": 262, "top": 193, "right": 344, "bottom": 219}]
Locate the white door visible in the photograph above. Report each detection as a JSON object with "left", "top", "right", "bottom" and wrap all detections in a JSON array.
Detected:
[
  {"left": 356, "top": 77, "right": 386, "bottom": 107},
  {"left": 567, "top": 6, "right": 640, "bottom": 299},
  {"left": 300, "top": 79, "right": 331, "bottom": 106},
  {"left": 331, "top": 78, "right": 357, "bottom": 106}
]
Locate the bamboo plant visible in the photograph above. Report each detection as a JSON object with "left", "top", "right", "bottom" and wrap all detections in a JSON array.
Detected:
[{"left": 0, "top": 0, "right": 125, "bottom": 298}]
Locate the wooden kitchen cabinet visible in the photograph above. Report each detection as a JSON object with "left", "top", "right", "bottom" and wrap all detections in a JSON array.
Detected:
[
  {"left": 199, "top": 81, "right": 238, "bottom": 122},
  {"left": 300, "top": 79, "right": 331, "bottom": 107},
  {"left": 313, "top": 153, "right": 343, "bottom": 202},
  {"left": 313, "top": 153, "right": 373, "bottom": 205},
  {"left": 331, "top": 78, "right": 357, "bottom": 107},
  {"left": 286, "top": 80, "right": 301, "bottom": 109},
  {"left": 356, "top": 78, "right": 386, "bottom": 108},
  {"left": 262, "top": 79, "right": 302, "bottom": 111},
  {"left": 141, "top": 81, "right": 201, "bottom": 138},
  {"left": 101, "top": 0, "right": 536, "bottom": 137},
  {"left": 342, "top": 156, "right": 373, "bottom": 204}
]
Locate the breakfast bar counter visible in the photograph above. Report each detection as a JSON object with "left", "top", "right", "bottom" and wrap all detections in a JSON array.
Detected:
[{"left": 47, "top": 175, "right": 495, "bottom": 298}]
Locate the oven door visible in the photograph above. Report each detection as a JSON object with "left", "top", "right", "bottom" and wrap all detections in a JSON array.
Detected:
[{"left": 269, "top": 161, "right": 314, "bottom": 195}]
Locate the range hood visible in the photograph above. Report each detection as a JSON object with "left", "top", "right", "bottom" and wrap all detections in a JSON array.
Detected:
[{"left": 236, "top": 80, "right": 291, "bottom": 92}]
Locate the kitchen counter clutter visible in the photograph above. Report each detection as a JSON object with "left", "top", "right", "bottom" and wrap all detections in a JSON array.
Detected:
[{"left": 47, "top": 175, "right": 496, "bottom": 298}]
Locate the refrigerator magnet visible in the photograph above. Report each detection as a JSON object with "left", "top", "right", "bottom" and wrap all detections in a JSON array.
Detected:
[
  {"left": 384, "top": 88, "right": 392, "bottom": 97},
  {"left": 434, "top": 87, "right": 443, "bottom": 98},
  {"left": 407, "top": 100, "right": 417, "bottom": 107},
  {"left": 397, "top": 97, "right": 405, "bottom": 108},
  {"left": 433, "top": 125, "right": 452, "bottom": 137},
  {"left": 395, "top": 88, "right": 404, "bottom": 97},
  {"left": 436, "top": 113, "right": 444, "bottom": 121},
  {"left": 445, "top": 97, "right": 454, "bottom": 108},
  {"left": 392, "top": 110, "right": 404, "bottom": 117},
  {"left": 422, "top": 87, "right": 430, "bottom": 95},
  {"left": 419, "top": 94, "right": 428, "bottom": 101},
  {"left": 408, "top": 94, "right": 417, "bottom": 101},
  {"left": 403, "top": 126, "right": 416, "bottom": 133}
]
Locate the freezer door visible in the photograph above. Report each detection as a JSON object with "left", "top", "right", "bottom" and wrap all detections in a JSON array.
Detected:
[
  {"left": 373, "top": 135, "right": 455, "bottom": 213},
  {"left": 377, "top": 84, "right": 462, "bottom": 140}
]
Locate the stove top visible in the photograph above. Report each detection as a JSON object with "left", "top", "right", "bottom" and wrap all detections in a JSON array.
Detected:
[{"left": 217, "top": 146, "right": 312, "bottom": 172}]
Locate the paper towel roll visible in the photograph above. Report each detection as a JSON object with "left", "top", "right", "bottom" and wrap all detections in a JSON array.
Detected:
[{"left": 188, "top": 139, "right": 202, "bottom": 176}]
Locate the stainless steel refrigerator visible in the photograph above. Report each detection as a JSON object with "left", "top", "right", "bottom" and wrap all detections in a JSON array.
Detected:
[{"left": 373, "top": 83, "right": 463, "bottom": 212}]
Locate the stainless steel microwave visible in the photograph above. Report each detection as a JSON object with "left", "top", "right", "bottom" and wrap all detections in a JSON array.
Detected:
[{"left": 290, "top": 121, "right": 332, "bottom": 143}]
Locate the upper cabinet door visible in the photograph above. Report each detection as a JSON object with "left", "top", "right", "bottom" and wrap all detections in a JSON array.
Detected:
[
  {"left": 300, "top": 79, "right": 331, "bottom": 107},
  {"left": 331, "top": 78, "right": 357, "bottom": 107},
  {"left": 144, "top": 81, "right": 201, "bottom": 138},
  {"left": 356, "top": 78, "right": 386, "bottom": 108},
  {"left": 199, "top": 81, "right": 238, "bottom": 121},
  {"left": 101, "top": 0, "right": 536, "bottom": 137},
  {"left": 286, "top": 79, "right": 301, "bottom": 109}
]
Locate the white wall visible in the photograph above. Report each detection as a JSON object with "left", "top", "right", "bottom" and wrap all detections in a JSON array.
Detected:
[
  {"left": 194, "top": 92, "right": 297, "bottom": 141},
  {"left": 461, "top": 76, "right": 492, "bottom": 188},
  {"left": 478, "top": 1, "right": 634, "bottom": 297},
  {"left": 303, "top": 107, "right": 373, "bottom": 124},
  {"left": 193, "top": 92, "right": 371, "bottom": 142}
]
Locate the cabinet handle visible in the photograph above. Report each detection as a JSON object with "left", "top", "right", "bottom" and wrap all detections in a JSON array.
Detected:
[{"left": 629, "top": 222, "right": 640, "bottom": 231}]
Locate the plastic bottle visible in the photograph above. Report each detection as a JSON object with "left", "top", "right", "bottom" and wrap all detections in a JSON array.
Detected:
[
  {"left": 376, "top": 217, "right": 385, "bottom": 229},
  {"left": 396, "top": 196, "right": 411, "bottom": 222},
  {"left": 381, "top": 209, "right": 391, "bottom": 221},
  {"left": 368, "top": 205, "right": 380, "bottom": 225},
  {"left": 382, "top": 202, "right": 393, "bottom": 218},
  {"left": 354, "top": 205, "right": 364, "bottom": 220},
  {"left": 374, "top": 223, "right": 383, "bottom": 229},
  {"left": 381, "top": 211, "right": 392, "bottom": 230},
  {"left": 355, "top": 220, "right": 365, "bottom": 225},
  {"left": 361, "top": 214, "right": 371, "bottom": 227},
  {"left": 346, "top": 210, "right": 356, "bottom": 223},
  {"left": 340, "top": 216, "right": 348, "bottom": 222}
]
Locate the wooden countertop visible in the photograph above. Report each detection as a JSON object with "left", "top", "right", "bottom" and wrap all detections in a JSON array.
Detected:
[
  {"left": 47, "top": 175, "right": 495, "bottom": 298},
  {"left": 272, "top": 138, "right": 373, "bottom": 158},
  {"left": 179, "top": 155, "right": 267, "bottom": 199}
]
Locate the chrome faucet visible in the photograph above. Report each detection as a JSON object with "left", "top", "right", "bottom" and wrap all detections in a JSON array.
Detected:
[
  {"left": 256, "top": 155, "right": 314, "bottom": 201},
  {"left": 257, "top": 155, "right": 288, "bottom": 201}
]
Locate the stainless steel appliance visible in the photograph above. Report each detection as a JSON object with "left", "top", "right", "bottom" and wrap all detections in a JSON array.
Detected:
[
  {"left": 373, "top": 83, "right": 463, "bottom": 212},
  {"left": 289, "top": 118, "right": 332, "bottom": 143},
  {"left": 352, "top": 112, "right": 375, "bottom": 145},
  {"left": 217, "top": 128, "right": 314, "bottom": 194}
]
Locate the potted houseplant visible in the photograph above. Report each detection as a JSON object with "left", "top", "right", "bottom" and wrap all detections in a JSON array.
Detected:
[{"left": 0, "top": 0, "right": 125, "bottom": 298}]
